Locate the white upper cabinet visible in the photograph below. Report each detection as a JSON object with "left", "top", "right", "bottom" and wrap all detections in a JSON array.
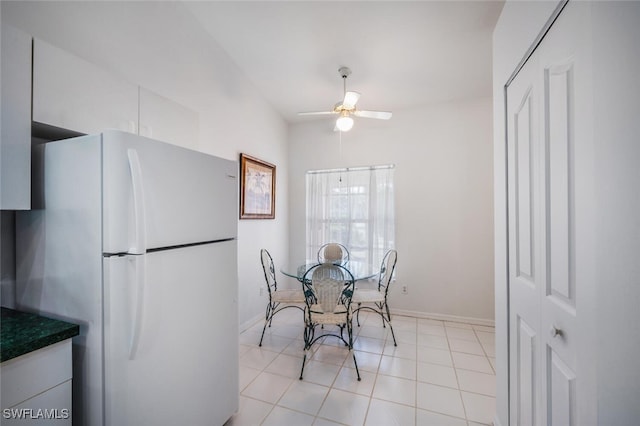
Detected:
[
  {"left": 31, "top": 39, "right": 199, "bottom": 149},
  {"left": 138, "top": 88, "right": 199, "bottom": 150},
  {"left": 1, "top": 25, "right": 32, "bottom": 210},
  {"left": 32, "top": 39, "right": 139, "bottom": 135}
]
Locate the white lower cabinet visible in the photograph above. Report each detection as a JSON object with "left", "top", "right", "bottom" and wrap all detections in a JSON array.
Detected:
[{"left": 1, "top": 340, "right": 73, "bottom": 425}]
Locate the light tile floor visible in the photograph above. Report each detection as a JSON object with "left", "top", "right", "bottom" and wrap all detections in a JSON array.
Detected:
[{"left": 227, "top": 309, "right": 496, "bottom": 426}]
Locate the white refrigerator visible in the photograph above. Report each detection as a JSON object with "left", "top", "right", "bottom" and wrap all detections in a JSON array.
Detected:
[{"left": 16, "top": 130, "right": 239, "bottom": 426}]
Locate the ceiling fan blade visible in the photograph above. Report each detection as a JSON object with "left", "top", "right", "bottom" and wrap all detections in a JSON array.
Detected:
[
  {"left": 342, "top": 91, "right": 360, "bottom": 109},
  {"left": 297, "top": 111, "right": 338, "bottom": 116},
  {"left": 354, "top": 110, "right": 392, "bottom": 120}
]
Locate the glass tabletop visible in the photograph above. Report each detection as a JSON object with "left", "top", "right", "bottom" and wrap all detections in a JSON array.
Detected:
[{"left": 280, "top": 260, "right": 378, "bottom": 282}]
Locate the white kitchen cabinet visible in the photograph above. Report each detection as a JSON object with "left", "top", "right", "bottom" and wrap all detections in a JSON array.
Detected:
[
  {"left": 138, "top": 87, "right": 199, "bottom": 149},
  {"left": 1, "top": 340, "right": 73, "bottom": 425},
  {"left": 32, "top": 39, "right": 199, "bottom": 149},
  {"left": 0, "top": 25, "right": 32, "bottom": 210},
  {"left": 32, "top": 39, "right": 139, "bottom": 136}
]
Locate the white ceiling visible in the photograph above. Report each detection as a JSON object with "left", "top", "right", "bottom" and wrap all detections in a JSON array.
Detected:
[{"left": 184, "top": 1, "right": 504, "bottom": 123}]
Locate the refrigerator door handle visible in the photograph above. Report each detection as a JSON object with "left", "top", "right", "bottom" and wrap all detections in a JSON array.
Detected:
[
  {"left": 129, "top": 255, "right": 147, "bottom": 360},
  {"left": 127, "top": 149, "right": 147, "bottom": 255}
]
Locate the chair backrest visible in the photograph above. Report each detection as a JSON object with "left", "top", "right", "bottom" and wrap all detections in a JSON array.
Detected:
[
  {"left": 302, "top": 264, "right": 355, "bottom": 316},
  {"left": 317, "top": 243, "right": 350, "bottom": 264},
  {"left": 260, "top": 249, "right": 277, "bottom": 296},
  {"left": 378, "top": 249, "right": 398, "bottom": 294}
]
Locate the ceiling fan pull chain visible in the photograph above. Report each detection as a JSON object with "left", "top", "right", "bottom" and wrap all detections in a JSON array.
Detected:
[{"left": 339, "top": 130, "right": 343, "bottom": 183}]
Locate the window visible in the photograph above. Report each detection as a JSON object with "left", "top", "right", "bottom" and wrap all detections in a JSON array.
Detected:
[{"left": 306, "top": 165, "right": 395, "bottom": 267}]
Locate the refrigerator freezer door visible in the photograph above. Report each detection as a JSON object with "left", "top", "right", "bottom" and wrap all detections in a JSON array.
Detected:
[
  {"left": 101, "top": 130, "right": 238, "bottom": 254},
  {"left": 103, "top": 240, "right": 239, "bottom": 426}
]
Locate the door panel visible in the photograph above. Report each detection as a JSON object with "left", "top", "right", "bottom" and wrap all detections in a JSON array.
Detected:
[
  {"left": 515, "top": 89, "right": 535, "bottom": 282},
  {"left": 516, "top": 317, "right": 537, "bottom": 426},
  {"left": 545, "top": 61, "right": 574, "bottom": 306},
  {"left": 508, "top": 51, "right": 541, "bottom": 426},
  {"left": 547, "top": 347, "right": 576, "bottom": 426}
]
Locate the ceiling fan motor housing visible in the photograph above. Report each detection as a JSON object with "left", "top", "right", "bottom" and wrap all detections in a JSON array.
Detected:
[{"left": 339, "top": 66, "right": 351, "bottom": 79}]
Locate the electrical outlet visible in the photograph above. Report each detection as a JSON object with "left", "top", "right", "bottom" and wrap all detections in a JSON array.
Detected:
[{"left": 402, "top": 285, "right": 408, "bottom": 294}]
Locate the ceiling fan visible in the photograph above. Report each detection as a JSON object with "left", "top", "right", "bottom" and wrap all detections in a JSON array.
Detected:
[{"left": 298, "top": 67, "right": 392, "bottom": 132}]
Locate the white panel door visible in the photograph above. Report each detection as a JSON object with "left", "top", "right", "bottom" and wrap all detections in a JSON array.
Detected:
[
  {"left": 507, "top": 2, "right": 592, "bottom": 425},
  {"left": 507, "top": 51, "right": 541, "bottom": 426},
  {"left": 100, "top": 130, "right": 238, "bottom": 254},
  {"left": 103, "top": 240, "right": 239, "bottom": 426},
  {"left": 537, "top": 3, "right": 593, "bottom": 424}
]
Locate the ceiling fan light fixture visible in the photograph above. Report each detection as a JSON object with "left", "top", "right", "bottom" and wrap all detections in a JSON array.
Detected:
[
  {"left": 297, "top": 66, "right": 392, "bottom": 129},
  {"left": 336, "top": 114, "right": 354, "bottom": 132}
]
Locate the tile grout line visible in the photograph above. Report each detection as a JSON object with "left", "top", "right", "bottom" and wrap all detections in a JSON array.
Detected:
[
  {"left": 237, "top": 313, "right": 495, "bottom": 426},
  {"left": 446, "top": 325, "right": 470, "bottom": 423}
]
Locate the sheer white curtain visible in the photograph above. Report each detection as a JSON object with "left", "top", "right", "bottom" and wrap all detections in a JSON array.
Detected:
[{"left": 306, "top": 165, "right": 395, "bottom": 268}]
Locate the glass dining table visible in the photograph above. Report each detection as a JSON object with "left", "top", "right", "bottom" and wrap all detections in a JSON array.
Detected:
[{"left": 280, "top": 260, "right": 378, "bottom": 283}]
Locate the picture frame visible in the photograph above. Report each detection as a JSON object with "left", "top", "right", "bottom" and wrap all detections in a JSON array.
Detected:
[{"left": 239, "top": 153, "right": 276, "bottom": 219}]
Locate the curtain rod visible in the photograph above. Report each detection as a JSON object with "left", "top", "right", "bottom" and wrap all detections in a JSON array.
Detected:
[{"left": 306, "top": 164, "right": 395, "bottom": 175}]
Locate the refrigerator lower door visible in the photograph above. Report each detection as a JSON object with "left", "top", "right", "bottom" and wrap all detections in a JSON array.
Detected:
[
  {"left": 103, "top": 240, "right": 238, "bottom": 426},
  {"left": 100, "top": 130, "right": 238, "bottom": 254}
]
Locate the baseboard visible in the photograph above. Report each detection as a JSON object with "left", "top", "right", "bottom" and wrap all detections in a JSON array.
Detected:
[
  {"left": 239, "top": 313, "right": 263, "bottom": 333},
  {"left": 241, "top": 310, "right": 494, "bottom": 332},
  {"left": 392, "top": 309, "right": 495, "bottom": 327}
]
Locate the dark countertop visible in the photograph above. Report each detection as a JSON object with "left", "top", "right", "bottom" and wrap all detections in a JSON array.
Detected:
[{"left": 1, "top": 307, "right": 80, "bottom": 363}]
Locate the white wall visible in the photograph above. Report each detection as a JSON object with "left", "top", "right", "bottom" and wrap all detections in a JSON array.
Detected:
[
  {"left": 288, "top": 97, "right": 495, "bottom": 323},
  {"left": 2, "top": 1, "right": 289, "bottom": 328},
  {"left": 590, "top": 3, "right": 640, "bottom": 423}
]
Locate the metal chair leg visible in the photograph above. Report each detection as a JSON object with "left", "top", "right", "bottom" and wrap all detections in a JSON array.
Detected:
[
  {"left": 300, "top": 351, "right": 308, "bottom": 380},
  {"left": 300, "top": 324, "right": 314, "bottom": 380},
  {"left": 382, "top": 302, "right": 397, "bottom": 346},
  {"left": 388, "top": 321, "right": 397, "bottom": 346},
  {"left": 268, "top": 302, "right": 278, "bottom": 327},
  {"left": 347, "top": 321, "right": 361, "bottom": 381},
  {"left": 258, "top": 303, "right": 273, "bottom": 346},
  {"left": 351, "top": 352, "right": 361, "bottom": 381},
  {"left": 377, "top": 302, "right": 386, "bottom": 328}
]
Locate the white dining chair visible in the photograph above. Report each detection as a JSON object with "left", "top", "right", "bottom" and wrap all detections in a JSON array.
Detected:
[
  {"left": 317, "top": 243, "right": 349, "bottom": 264},
  {"left": 258, "top": 249, "right": 305, "bottom": 346},
  {"left": 299, "top": 263, "right": 361, "bottom": 381},
  {"left": 353, "top": 249, "right": 398, "bottom": 346}
]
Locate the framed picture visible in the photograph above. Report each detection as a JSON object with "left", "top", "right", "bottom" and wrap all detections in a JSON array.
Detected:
[{"left": 239, "top": 153, "right": 276, "bottom": 219}]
